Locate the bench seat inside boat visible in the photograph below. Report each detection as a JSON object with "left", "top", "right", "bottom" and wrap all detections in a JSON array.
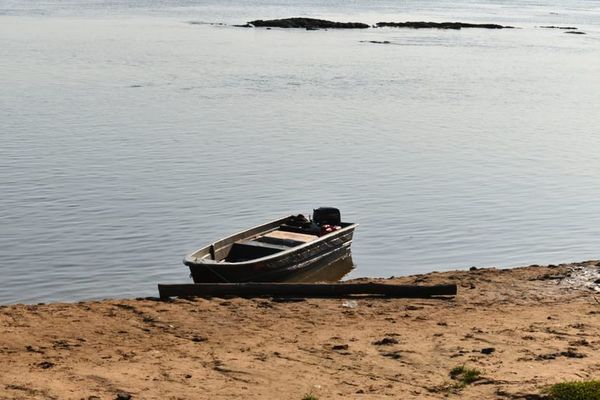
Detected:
[
  {"left": 240, "top": 239, "right": 291, "bottom": 251},
  {"left": 257, "top": 230, "right": 318, "bottom": 247}
]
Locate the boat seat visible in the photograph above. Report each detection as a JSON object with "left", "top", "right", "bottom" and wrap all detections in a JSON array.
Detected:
[
  {"left": 255, "top": 230, "right": 317, "bottom": 247},
  {"left": 240, "top": 240, "right": 291, "bottom": 251},
  {"left": 262, "top": 230, "right": 318, "bottom": 243}
]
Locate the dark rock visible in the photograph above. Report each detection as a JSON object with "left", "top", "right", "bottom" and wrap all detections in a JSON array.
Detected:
[
  {"left": 376, "top": 21, "right": 514, "bottom": 29},
  {"left": 53, "top": 339, "right": 77, "bottom": 350},
  {"left": 560, "top": 349, "right": 586, "bottom": 358},
  {"left": 256, "top": 301, "right": 273, "bottom": 308},
  {"left": 564, "top": 30, "right": 586, "bottom": 34},
  {"left": 332, "top": 344, "right": 349, "bottom": 351},
  {"left": 536, "top": 349, "right": 586, "bottom": 360},
  {"left": 540, "top": 25, "right": 578, "bottom": 29},
  {"left": 373, "top": 337, "right": 399, "bottom": 346},
  {"left": 191, "top": 336, "right": 206, "bottom": 343},
  {"left": 187, "top": 21, "right": 225, "bottom": 26},
  {"left": 233, "top": 24, "right": 252, "bottom": 28},
  {"left": 481, "top": 347, "right": 495, "bottom": 354},
  {"left": 382, "top": 351, "right": 402, "bottom": 359},
  {"left": 594, "top": 278, "right": 600, "bottom": 284},
  {"left": 469, "top": 266, "right": 478, "bottom": 271},
  {"left": 115, "top": 304, "right": 136, "bottom": 311},
  {"left": 247, "top": 18, "right": 369, "bottom": 29},
  {"left": 25, "top": 345, "right": 44, "bottom": 354},
  {"left": 115, "top": 393, "right": 132, "bottom": 400},
  {"left": 360, "top": 40, "right": 391, "bottom": 44},
  {"left": 569, "top": 339, "right": 590, "bottom": 347},
  {"left": 38, "top": 361, "right": 55, "bottom": 369}
]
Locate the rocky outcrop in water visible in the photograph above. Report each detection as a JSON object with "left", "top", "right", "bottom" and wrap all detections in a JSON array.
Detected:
[
  {"left": 236, "top": 18, "right": 515, "bottom": 30},
  {"left": 246, "top": 18, "right": 369, "bottom": 29},
  {"left": 375, "top": 21, "right": 514, "bottom": 29},
  {"left": 540, "top": 25, "right": 578, "bottom": 30},
  {"left": 565, "top": 30, "right": 586, "bottom": 35},
  {"left": 360, "top": 40, "right": 391, "bottom": 44}
]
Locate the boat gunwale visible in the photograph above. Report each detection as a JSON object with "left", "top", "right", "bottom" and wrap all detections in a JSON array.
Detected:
[{"left": 183, "top": 216, "right": 357, "bottom": 268}]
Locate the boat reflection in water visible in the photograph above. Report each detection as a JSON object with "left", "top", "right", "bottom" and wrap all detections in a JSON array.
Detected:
[{"left": 279, "top": 253, "right": 355, "bottom": 283}]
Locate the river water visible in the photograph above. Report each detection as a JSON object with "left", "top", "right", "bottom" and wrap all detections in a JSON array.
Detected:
[{"left": 1, "top": 0, "right": 600, "bottom": 304}]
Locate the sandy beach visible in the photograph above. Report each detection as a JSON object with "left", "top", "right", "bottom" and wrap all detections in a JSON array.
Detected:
[{"left": 1, "top": 261, "right": 599, "bottom": 400}]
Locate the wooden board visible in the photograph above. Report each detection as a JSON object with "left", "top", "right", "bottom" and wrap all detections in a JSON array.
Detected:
[
  {"left": 262, "top": 230, "right": 318, "bottom": 243},
  {"left": 158, "top": 282, "right": 457, "bottom": 299}
]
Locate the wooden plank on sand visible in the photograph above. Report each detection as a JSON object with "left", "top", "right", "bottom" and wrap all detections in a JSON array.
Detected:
[{"left": 157, "top": 282, "right": 457, "bottom": 299}]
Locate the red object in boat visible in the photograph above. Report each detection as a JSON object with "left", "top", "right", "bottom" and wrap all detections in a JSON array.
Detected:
[{"left": 320, "top": 224, "right": 342, "bottom": 236}]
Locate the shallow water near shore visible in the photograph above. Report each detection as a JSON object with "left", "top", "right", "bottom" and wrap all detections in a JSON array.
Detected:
[{"left": 1, "top": 0, "right": 600, "bottom": 304}]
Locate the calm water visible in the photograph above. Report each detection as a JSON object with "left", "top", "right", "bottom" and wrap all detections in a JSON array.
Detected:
[{"left": 1, "top": 0, "right": 600, "bottom": 304}]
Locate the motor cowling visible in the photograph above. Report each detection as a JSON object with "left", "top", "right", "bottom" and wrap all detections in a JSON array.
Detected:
[{"left": 312, "top": 207, "right": 341, "bottom": 226}]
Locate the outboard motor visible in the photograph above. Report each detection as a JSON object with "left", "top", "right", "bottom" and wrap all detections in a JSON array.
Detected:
[{"left": 312, "top": 207, "right": 341, "bottom": 226}]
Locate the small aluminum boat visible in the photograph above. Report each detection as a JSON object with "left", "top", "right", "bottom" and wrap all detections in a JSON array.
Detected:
[{"left": 183, "top": 207, "right": 357, "bottom": 283}]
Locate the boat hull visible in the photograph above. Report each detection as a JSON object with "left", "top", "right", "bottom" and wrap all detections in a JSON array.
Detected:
[{"left": 185, "top": 226, "right": 356, "bottom": 283}]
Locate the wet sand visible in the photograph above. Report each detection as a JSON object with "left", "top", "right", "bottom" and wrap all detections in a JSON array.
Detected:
[{"left": 1, "top": 261, "right": 599, "bottom": 400}]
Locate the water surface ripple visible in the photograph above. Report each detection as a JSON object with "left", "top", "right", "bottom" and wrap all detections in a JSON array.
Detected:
[{"left": 1, "top": 0, "right": 600, "bottom": 303}]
